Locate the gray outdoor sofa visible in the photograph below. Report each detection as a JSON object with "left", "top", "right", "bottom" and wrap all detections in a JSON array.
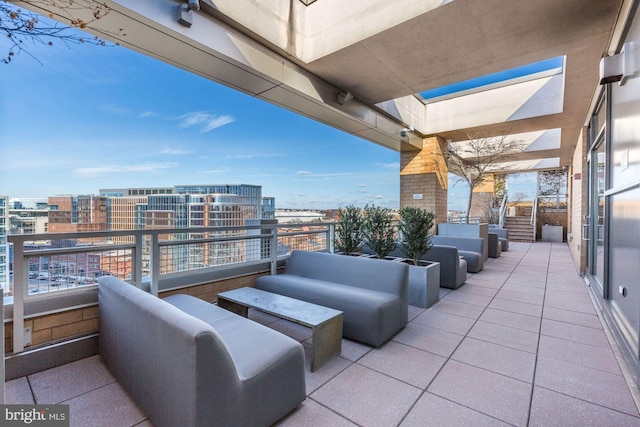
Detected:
[
  {"left": 256, "top": 250, "right": 409, "bottom": 347},
  {"left": 432, "top": 235, "right": 485, "bottom": 273},
  {"left": 488, "top": 226, "right": 510, "bottom": 251},
  {"left": 487, "top": 232, "right": 502, "bottom": 258},
  {"left": 422, "top": 245, "right": 467, "bottom": 289},
  {"left": 98, "top": 276, "right": 306, "bottom": 427}
]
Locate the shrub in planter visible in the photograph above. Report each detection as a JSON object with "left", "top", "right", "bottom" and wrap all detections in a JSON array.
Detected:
[
  {"left": 334, "top": 205, "right": 363, "bottom": 255},
  {"left": 362, "top": 205, "right": 397, "bottom": 259},
  {"left": 398, "top": 206, "right": 435, "bottom": 265}
]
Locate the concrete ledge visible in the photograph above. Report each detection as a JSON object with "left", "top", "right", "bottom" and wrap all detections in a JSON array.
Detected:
[{"left": 5, "top": 334, "right": 99, "bottom": 380}]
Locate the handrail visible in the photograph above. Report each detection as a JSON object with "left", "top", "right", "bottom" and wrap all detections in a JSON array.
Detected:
[
  {"left": 498, "top": 194, "right": 508, "bottom": 228},
  {"left": 531, "top": 197, "right": 539, "bottom": 242},
  {"left": 7, "top": 221, "right": 335, "bottom": 353}
]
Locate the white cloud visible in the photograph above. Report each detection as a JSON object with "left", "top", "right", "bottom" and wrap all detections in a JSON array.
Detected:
[
  {"left": 74, "top": 162, "right": 178, "bottom": 178},
  {"left": 359, "top": 183, "right": 368, "bottom": 187},
  {"left": 374, "top": 195, "right": 384, "bottom": 199},
  {"left": 160, "top": 148, "right": 193, "bottom": 155},
  {"left": 224, "top": 154, "right": 255, "bottom": 159},
  {"left": 296, "top": 171, "right": 312, "bottom": 175},
  {"left": 178, "top": 112, "right": 235, "bottom": 132},
  {"left": 203, "top": 168, "right": 229, "bottom": 174},
  {"left": 378, "top": 162, "right": 400, "bottom": 169},
  {"left": 138, "top": 111, "right": 155, "bottom": 118}
]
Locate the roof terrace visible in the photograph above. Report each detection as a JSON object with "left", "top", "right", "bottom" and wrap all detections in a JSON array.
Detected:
[{"left": 5, "top": 241, "right": 640, "bottom": 426}]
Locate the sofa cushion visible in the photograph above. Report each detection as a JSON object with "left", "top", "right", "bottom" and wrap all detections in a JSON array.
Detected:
[
  {"left": 257, "top": 274, "right": 402, "bottom": 346},
  {"left": 422, "top": 245, "right": 467, "bottom": 289},
  {"left": 164, "top": 294, "right": 303, "bottom": 381}
]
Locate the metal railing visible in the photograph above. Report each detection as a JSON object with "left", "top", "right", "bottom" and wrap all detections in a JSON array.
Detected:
[
  {"left": 537, "top": 194, "right": 568, "bottom": 209},
  {"left": 7, "top": 221, "right": 334, "bottom": 353},
  {"left": 498, "top": 194, "right": 509, "bottom": 228},
  {"left": 531, "top": 197, "right": 538, "bottom": 230}
]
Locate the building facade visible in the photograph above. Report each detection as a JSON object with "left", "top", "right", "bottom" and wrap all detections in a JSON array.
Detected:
[
  {"left": 0, "top": 196, "right": 9, "bottom": 295},
  {"left": 572, "top": 5, "right": 640, "bottom": 386}
]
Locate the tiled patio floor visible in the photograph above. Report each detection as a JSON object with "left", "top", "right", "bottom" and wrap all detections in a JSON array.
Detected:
[{"left": 5, "top": 242, "right": 640, "bottom": 426}]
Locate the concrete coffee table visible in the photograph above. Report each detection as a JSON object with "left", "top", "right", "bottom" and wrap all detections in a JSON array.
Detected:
[{"left": 217, "top": 287, "right": 343, "bottom": 371}]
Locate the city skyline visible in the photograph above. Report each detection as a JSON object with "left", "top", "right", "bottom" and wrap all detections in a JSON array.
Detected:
[{"left": 0, "top": 9, "right": 535, "bottom": 211}]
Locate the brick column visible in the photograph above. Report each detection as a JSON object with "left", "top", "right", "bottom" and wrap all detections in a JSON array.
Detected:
[
  {"left": 469, "top": 173, "right": 496, "bottom": 221},
  {"left": 400, "top": 136, "right": 448, "bottom": 225}
]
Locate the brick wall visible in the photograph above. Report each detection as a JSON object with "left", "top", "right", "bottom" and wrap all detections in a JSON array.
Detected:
[
  {"left": 568, "top": 127, "right": 588, "bottom": 272},
  {"left": 400, "top": 136, "right": 448, "bottom": 224}
]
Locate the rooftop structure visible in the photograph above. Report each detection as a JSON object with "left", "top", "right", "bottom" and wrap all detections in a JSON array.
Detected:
[{"left": 5, "top": 0, "right": 640, "bottom": 423}]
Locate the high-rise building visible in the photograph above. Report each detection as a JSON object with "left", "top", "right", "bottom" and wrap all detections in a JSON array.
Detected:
[
  {"left": 0, "top": 196, "right": 9, "bottom": 295},
  {"left": 9, "top": 207, "right": 50, "bottom": 235},
  {"left": 99, "top": 187, "right": 173, "bottom": 197},
  {"left": 95, "top": 185, "right": 276, "bottom": 274},
  {"left": 48, "top": 195, "right": 108, "bottom": 243}
]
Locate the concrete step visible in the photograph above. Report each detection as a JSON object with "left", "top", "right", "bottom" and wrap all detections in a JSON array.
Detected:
[{"left": 503, "top": 216, "right": 535, "bottom": 243}]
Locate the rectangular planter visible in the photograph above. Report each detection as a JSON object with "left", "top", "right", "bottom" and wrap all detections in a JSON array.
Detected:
[
  {"left": 397, "top": 260, "right": 440, "bottom": 309},
  {"left": 541, "top": 224, "right": 563, "bottom": 242}
]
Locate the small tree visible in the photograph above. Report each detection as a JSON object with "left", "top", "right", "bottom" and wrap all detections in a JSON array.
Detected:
[
  {"left": 334, "top": 205, "right": 363, "bottom": 255},
  {"left": 446, "top": 134, "right": 524, "bottom": 223},
  {"left": 362, "top": 205, "right": 397, "bottom": 259},
  {"left": 398, "top": 207, "right": 435, "bottom": 265},
  {"left": 537, "top": 169, "right": 568, "bottom": 225}
]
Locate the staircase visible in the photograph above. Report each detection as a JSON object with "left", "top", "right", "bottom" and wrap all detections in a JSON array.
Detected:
[{"left": 503, "top": 215, "right": 536, "bottom": 243}]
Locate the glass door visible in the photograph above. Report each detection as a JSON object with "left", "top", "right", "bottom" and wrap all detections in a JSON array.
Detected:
[
  {"left": 585, "top": 90, "right": 608, "bottom": 297},
  {"left": 593, "top": 140, "right": 607, "bottom": 294}
]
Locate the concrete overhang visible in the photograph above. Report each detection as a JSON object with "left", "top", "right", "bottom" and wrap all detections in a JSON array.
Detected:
[{"left": 14, "top": 0, "right": 629, "bottom": 172}]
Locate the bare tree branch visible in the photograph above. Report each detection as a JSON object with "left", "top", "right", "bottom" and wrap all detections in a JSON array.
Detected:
[
  {"left": 1, "top": 1, "right": 122, "bottom": 64},
  {"left": 445, "top": 133, "right": 524, "bottom": 223}
]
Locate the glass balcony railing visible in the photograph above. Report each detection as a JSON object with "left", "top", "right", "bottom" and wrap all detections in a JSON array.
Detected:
[{"left": 6, "top": 221, "right": 335, "bottom": 354}]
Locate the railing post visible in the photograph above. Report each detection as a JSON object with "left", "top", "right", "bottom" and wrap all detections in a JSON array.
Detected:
[
  {"left": 133, "top": 233, "right": 143, "bottom": 288},
  {"left": 150, "top": 233, "right": 160, "bottom": 296},
  {"left": 270, "top": 224, "right": 278, "bottom": 275},
  {"left": 12, "top": 241, "right": 25, "bottom": 354},
  {"left": 328, "top": 223, "right": 335, "bottom": 253},
  {"left": 1, "top": 282, "right": 4, "bottom": 403}
]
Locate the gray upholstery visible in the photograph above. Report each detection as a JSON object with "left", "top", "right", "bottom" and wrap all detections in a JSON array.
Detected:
[
  {"left": 488, "top": 228, "right": 509, "bottom": 251},
  {"left": 432, "top": 235, "right": 484, "bottom": 273},
  {"left": 438, "top": 222, "right": 489, "bottom": 261},
  {"left": 256, "top": 250, "right": 408, "bottom": 347},
  {"left": 98, "top": 276, "right": 305, "bottom": 427},
  {"left": 487, "top": 232, "right": 502, "bottom": 258},
  {"left": 422, "top": 245, "right": 467, "bottom": 289}
]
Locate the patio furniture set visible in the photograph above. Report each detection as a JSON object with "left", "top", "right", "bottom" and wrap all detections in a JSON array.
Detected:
[{"left": 97, "top": 226, "right": 509, "bottom": 426}]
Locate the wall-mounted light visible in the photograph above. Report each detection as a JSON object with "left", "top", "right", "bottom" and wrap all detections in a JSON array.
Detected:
[
  {"left": 178, "top": 0, "right": 201, "bottom": 28},
  {"left": 599, "top": 41, "right": 636, "bottom": 85},
  {"left": 336, "top": 92, "right": 354, "bottom": 105},
  {"left": 401, "top": 125, "right": 414, "bottom": 137}
]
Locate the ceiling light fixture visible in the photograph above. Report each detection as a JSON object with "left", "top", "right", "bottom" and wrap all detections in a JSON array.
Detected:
[{"left": 178, "top": 0, "right": 201, "bottom": 28}]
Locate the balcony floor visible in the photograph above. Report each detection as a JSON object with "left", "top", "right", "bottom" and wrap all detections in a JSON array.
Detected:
[{"left": 6, "top": 242, "right": 640, "bottom": 426}]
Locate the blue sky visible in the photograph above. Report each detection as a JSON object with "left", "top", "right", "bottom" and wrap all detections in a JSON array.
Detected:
[
  {"left": 0, "top": 11, "right": 535, "bottom": 211},
  {"left": 420, "top": 56, "right": 564, "bottom": 100},
  {"left": 0, "top": 27, "right": 402, "bottom": 210}
]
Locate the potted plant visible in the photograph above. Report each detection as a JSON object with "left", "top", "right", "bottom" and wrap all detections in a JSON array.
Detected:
[
  {"left": 398, "top": 206, "right": 435, "bottom": 265},
  {"left": 334, "top": 205, "right": 363, "bottom": 255},
  {"left": 362, "top": 205, "right": 397, "bottom": 259},
  {"left": 397, "top": 206, "right": 440, "bottom": 309}
]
